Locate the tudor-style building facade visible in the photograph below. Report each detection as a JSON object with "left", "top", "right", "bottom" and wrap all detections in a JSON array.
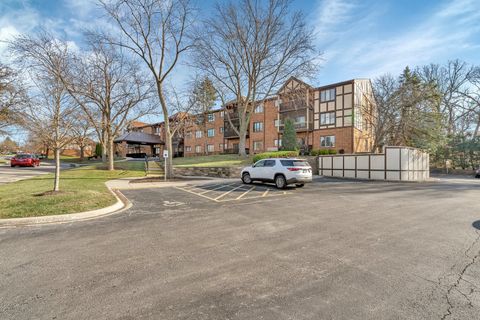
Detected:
[{"left": 115, "top": 77, "right": 376, "bottom": 158}]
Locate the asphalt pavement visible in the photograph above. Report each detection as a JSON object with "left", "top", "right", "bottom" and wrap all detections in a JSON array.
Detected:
[{"left": 0, "top": 177, "right": 479, "bottom": 319}]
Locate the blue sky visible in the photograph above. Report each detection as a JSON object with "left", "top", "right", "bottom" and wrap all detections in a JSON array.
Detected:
[
  {"left": 1, "top": 0, "right": 479, "bottom": 84},
  {"left": 1, "top": 0, "right": 480, "bottom": 141}
]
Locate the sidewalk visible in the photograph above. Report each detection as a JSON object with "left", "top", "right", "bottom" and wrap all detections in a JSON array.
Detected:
[{"left": 106, "top": 176, "right": 237, "bottom": 190}]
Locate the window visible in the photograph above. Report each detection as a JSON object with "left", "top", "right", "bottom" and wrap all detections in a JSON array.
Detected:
[
  {"left": 195, "top": 130, "right": 202, "bottom": 138},
  {"left": 254, "top": 104, "right": 264, "bottom": 113},
  {"left": 320, "top": 88, "right": 336, "bottom": 102},
  {"left": 207, "top": 144, "right": 214, "bottom": 152},
  {"left": 185, "top": 131, "right": 192, "bottom": 139},
  {"left": 208, "top": 113, "right": 215, "bottom": 122},
  {"left": 274, "top": 119, "right": 281, "bottom": 127},
  {"left": 185, "top": 146, "right": 192, "bottom": 152},
  {"left": 280, "top": 160, "right": 310, "bottom": 167},
  {"left": 155, "top": 147, "right": 160, "bottom": 154},
  {"left": 207, "top": 128, "right": 215, "bottom": 137},
  {"left": 219, "top": 143, "right": 223, "bottom": 150},
  {"left": 320, "top": 112, "right": 336, "bottom": 125},
  {"left": 219, "top": 127, "right": 224, "bottom": 133},
  {"left": 295, "top": 115, "right": 306, "bottom": 125},
  {"left": 220, "top": 110, "right": 224, "bottom": 118},
  {"left": 274, "top": 139, "right": 282, "bottom": 147},
  {"left": 195, "top": 145, "right": 202, "bottom": 153},
  {"left": 264, "top": 159, "right": 276, "bottom": 167},
  {"left": 253, "top": 122, "right": 263, "bottom": 132},
  {"left": 155, "top": 127, "right": 160, "bottom": 134},
  {"left": 320, "top": 135, "right": 335, "bottom": 147},
  {"left": 254, "top": 160, "right": 265, "bottom": 167},
  {"left": 253, "top": 140, "right": 263, "bottom": 151}
]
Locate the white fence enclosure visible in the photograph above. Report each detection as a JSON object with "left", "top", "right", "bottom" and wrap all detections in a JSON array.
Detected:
[{"left": 318, "top": 146, "right": 430, "bottom": 181}]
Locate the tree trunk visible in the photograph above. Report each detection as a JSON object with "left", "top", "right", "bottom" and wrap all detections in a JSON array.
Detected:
[
  {"left": 165, "top": 130, "right": 173, "bottom": 178},
  {"left": 238, "top": 132, "right": 247, "bottom": 157},
  {"left": 54, "top": 148, "right": 60, "bottom": 192},
  {"left": 107, "top": 138, "right": 115, "bottom": 171},
  {"left": 204, "top": 126, "right": 208, "bottom": 155},
  {"left": 79, "top": 145, "right": 85, "bottom": 161},
  {"left": 156, "top": 83, "right": 173, "bottom": 179},
  {"left": 238, "top": 116, "right": 248, "bottom": 157},
  {"left": 101, "top": 144, "right": 107, "bottom": 163}
]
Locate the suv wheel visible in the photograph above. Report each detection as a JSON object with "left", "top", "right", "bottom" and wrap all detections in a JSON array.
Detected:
[
  {"left": 242, "top": 172, "right": 252, "bottom": 184},
  {"left": 275, "top": 174, "right": 287, "bottom": 189}
]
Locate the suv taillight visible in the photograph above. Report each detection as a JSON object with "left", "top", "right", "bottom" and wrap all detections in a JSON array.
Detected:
[{"left": 287, "top": 167, "right": 301, "bottom": 171}]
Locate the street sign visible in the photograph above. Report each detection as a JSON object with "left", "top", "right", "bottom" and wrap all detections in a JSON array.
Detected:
[{"left": 163, "top": 150, "right": 169, "bottom": 158}]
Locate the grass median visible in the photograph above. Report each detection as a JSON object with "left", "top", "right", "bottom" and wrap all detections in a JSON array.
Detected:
[{"left": 0, "top": 161, "right": 145, "bottom": 219}]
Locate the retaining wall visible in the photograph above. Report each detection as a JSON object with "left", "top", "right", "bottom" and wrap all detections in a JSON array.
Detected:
[{"left": 174, "top": 166, "right": 242, "bottom": 178}]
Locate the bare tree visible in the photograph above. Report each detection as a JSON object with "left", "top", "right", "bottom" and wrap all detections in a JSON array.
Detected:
[
  {"left": 24, "top": 76, "right": 76, "bottom": 192},
  {"left": 371, "top": 74, "right": 400, "bottom": 151},
  {"left": 99, "top": 0, "right": 194, "bottom": 178},
  {"left": 192, "top": 0, "right": 319, "bottom": 156},
  {"left": 463, "top": 66, "right": 480, "bottom": 139},
  {"left": 417, "top": 60, "right": 473, "bottom": 135},
  {"left": 71, "top": 113, "right": 94, "bottom": 161},
  {"left": 0, "top": 63, "right": 26, "bottom": 135},
  {"left": 9, "top": 31, "right": 76, "bottom": 191},
  {"left": 64, "top": 35, "right": 155, "bottom": 170}
]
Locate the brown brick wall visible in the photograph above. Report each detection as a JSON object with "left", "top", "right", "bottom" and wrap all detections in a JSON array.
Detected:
[
  {"left": 312, "top": 127, "right": 354, "bottom": 153},
  {"left": 124, "top": 78, "right": 377, "bottom": 158},
  {"left": 184, "top": 110, "right": 225, "bottom": 156}
]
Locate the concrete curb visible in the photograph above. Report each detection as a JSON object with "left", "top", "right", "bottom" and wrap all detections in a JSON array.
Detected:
[
  {"left": 0, "top": 176, "right": 236, "bottom": 227},
  {"left": 0, "top": 187, "right": 131, "bottom": 228}
]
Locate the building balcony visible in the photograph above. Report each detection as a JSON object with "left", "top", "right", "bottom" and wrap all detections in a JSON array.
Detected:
[
  {"left": 279, "top": 100, "right": 309, "bottom": 113},
  {"left": 224, "top": 127, "right": 249, "bottom": 139},
  {"left": 278, "top": 122, "right": 313, "bottom": 132}
]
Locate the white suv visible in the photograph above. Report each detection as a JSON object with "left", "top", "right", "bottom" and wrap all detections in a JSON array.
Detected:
[{"left": 241, "top": 158, "right": 312, "bottom": 189}]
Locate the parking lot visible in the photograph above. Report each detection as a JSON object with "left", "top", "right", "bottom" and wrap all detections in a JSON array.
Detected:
[
  {"left": 176, "top": 181, "right": 291, "bottom": 202},
  {"left": 0, "top": 177, "right": 479, "bottom": 319}
]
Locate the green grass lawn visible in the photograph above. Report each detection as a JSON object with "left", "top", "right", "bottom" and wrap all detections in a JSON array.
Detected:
[
  {"left": 48, "top": 156, "right": 125, "bottom": 163},
  {"left": 173, "top": 154, "right": 252, "bottom": 167},
  {"left": 0, "top": 161, "right": 145, "bottom": 219}
]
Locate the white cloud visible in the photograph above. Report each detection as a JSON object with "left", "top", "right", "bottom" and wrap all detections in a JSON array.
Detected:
[
  {"left": 313, "top": 0, "right": 480, "bottom": 83},
  {"left": 63, "top": 0, "right": 97, "bottom": 18}
]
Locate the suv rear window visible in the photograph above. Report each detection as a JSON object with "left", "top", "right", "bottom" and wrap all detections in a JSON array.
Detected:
[{"left": 280, "top": 160, "right": 310, "bottom": 167}]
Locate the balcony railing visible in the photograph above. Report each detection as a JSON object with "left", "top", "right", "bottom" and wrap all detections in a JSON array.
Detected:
[
  {"left": 224, "top": 127, "right": 249, "bottom": 138},
  {"left": 278, "top": 122, "right": 313, "bottom": 132},
  {"left": 279, "top": 100, "right": 308, "bottom": 113}
]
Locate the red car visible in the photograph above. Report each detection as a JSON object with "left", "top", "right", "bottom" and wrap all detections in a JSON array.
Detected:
[{"left": 10, "top": 154, "right": 40, "bottom": 167}]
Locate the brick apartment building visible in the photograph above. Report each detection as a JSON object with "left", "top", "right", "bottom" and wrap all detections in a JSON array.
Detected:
[{"left": 115, "top": 77, "right": 376, "bottom": 157}]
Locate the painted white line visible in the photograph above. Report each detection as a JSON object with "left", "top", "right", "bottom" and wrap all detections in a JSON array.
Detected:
[
  {"left": 262, "top": 189, "right": 270, "bottom": 197},
  {"left": 214, "top": 184, "right": 245, "bottom": 200},
  {"left": 199, "top": 183, "right": 237, "bottom": 194},
  {"left": 175, "top": 186, "right": 219, "bottom": 202},
  {"left": 235, "top": 186, "right": 256, "bottom": 200}
]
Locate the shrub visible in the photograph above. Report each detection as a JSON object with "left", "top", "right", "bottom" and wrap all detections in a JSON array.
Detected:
[
  {"left": 282, "top": 118, "right": 297, "bottom": 151},
  {"left": 310, "top": 149, "right": 337, "bottom": 156},
  {"left": 95, "top": 143, "right": 103, "bottom": 157},
  {"left": 252, "top": 150, "right": 299, "bottom": 163}
]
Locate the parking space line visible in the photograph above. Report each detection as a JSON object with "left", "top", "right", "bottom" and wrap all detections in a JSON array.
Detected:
[
  {"left": 262, "top": 189, "right": 269, "bottom": 197},
  {"left": 214, "top": 184, "right": 246, "bottom": 200},
  {"left": 199, "top": 183, "right": 237, "bottom": 194},
  {"left": 175, "top": 186, "right": 220, "bottom": 202},
  {"left": 235, "top": 186, "right": 256, "bottom": 200}
]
